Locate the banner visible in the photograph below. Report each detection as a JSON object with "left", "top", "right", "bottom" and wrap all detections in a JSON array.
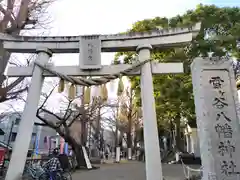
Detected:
[
  {"left": 60, "top": 137, "right": 65, "bottom": 154},
  {"left": 64, "top": 143, "right": 68, "bottom": 155},
  {"left": 34, "top": 134, "right": 39, "bottom": 155},
  {"left": 44, "top": 136, "right": 49, "bottom": 152}
]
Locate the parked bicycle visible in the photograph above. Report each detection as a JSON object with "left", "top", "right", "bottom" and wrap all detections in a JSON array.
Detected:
[
  {"left": 38, "top": 170, "right": 72, "bottom": 180},
  {"left": 22, "top": 163, "right": 45, "bottom": 179},
  {"left": 22, "top": 157, "right": 72, "bottom": 180},
  {"left": 22, "top": 164, "right": 72, "bottom": 180},
  {"left": 68, "top": 156, "right": 77, "bottom": 172}
]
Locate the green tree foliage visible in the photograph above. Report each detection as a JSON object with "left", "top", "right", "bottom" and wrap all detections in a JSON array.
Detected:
[{"left": 114, "top": 4, "right": 240, "bottom": 132}]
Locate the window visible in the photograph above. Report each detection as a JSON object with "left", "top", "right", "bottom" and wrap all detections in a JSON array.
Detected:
[
  {"left": 15, "top": 118, "right": 21, "bottom": 125},
  {"left": 11, "top": 132, "right": 17, "bottom": 142}
]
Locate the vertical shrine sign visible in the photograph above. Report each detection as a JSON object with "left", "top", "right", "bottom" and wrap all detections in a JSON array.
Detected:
[
  {"left": 79, "top": 35, "right": 102, "bottom": 70},
  {"left": 191, "top": 57, "right": 240, "bottom": 180}
]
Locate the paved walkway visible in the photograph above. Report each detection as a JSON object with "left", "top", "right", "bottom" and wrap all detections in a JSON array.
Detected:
[{"left": 72, "top": 161, "right": 201, "bottom": 180}]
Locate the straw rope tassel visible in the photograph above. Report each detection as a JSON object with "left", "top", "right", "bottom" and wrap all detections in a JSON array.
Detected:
[
  {"left": 84, "top": 87, "right": 91, "bottom": 104},
  {"left": 68, "top": 84, "right": 76, "bottom": 99},
  {"left": 58, "top": 79, "right": 65, "bottom": 93},
  {"left": 117, "top": 77, "right": 124, "bottom": 96}
]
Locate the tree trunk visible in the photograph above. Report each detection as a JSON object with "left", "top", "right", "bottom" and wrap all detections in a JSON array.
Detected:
[
  {"left": 169, "top": 120, "right": 174, "bottom": 150},
  {"left": 64, "top": 134, "right": 87, "bottom": 168},
  {"left": 115, "top": 118, "right": 119, "bottom": 152},
  {"left": 133, "top": 135, "right": 137, "bottom": 156},
  {"left": 72, "top": 145, "right": 86, "bottom": 168},
  {"left": 175, "top": 114, "right": 183, "bottom": 152},
  {"left": 127, "top": 118, "right": 132, "bottom": 149},
  {"left": 0, "top": 49, "right": 10, "bottom": 85},
  {"left": 80, "top": 88, "right": 88, "bottom": 147},
  {"left": 94, "top": 108, "right": 101, "bottom": 157},
  {"left": 126, "top": 131, "right": 132, "bottom": 160},
  {"left": 81, "top": 121, "right": 87, "bottom": 146},
  {"left": 127, "top": 90, "right": 133, "bottom": 159}
]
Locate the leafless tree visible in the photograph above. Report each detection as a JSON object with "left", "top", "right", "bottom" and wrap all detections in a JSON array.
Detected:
[
  {"left": 0, "top": 0, "right": 55, "bottom": 103},
  {"left": 104, "top": 88, "right": 143, "bottom": 155},
  {"left": 36, "top": 83, "right": 106, "bottom": 168}
]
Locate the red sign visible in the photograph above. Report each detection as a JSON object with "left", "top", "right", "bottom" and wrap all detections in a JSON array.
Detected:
[{"left": 0, "top": 148, "right": 6, "bottom": 165}]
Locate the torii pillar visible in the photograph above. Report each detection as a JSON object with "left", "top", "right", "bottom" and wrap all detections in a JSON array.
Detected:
[
  {"left": 5, "top": 48, "right": 52, "bottom": 180},
  {"left": 137, "top": 44, "right": 163, "bottom": 180}
]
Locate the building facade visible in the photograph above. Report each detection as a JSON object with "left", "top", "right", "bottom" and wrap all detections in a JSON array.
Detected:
[{"left": 0, "top": 112, "right": 57, "bottom": 154}]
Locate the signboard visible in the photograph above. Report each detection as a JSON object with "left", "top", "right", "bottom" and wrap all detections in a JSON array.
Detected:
[
  {"left": 0, "top": 148, "right": 6, "bottom": 165},
  {"left": 79, "top": 35, "right": 101, "bottom": 70}
]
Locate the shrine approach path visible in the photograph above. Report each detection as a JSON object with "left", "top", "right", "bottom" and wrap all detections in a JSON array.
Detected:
[{"left": 71, "top": 161, "right": 200, "bottom": 180}]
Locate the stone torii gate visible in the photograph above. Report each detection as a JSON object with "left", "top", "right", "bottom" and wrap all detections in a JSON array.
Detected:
[{"left": 2, "top": 23, "right": 200, "bottom": 180}]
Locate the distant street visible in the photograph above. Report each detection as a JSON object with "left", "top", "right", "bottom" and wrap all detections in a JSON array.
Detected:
[{"left": 72, "top": 161, "right": 201, "bottom": 180}]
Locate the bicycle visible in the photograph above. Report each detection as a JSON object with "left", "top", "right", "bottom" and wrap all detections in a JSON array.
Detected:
[
  {"left": 22, "top": 164, "right": 46, "bottom": 180},
  {"left": 22, "top": 165, "right": 72, "bottom": 180},
  {"left": 41, "top": 170, "right": 72, "bottom": 180},
  {"left": 68, "top": 156, "right": 77, "bottom": 172},
  {"left": 57, "top": 171, "right": 72, "bottom": 180}
]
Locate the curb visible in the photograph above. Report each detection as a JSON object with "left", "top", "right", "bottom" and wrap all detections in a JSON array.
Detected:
[{"left": 101, "top": 159, "right": 129, "bottom": 164}]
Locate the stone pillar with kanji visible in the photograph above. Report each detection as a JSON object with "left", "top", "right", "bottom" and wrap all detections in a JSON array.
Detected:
[{"left": 191, "top": 57, "right": 240, "bottom": 180}]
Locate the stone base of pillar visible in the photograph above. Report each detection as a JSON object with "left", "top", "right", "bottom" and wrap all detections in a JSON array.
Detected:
[
  {"left": 175, "top": 152, "right": 180, "bottom": 162},
  {"left": 128, "top": 148, "right": 132, "bottom": 160},
  {"left": 115, "top": 147, "right": 121, "bottom": 163}
]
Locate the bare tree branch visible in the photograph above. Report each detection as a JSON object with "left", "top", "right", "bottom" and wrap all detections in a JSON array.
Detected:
[
  {"left": 6, "top": 77, "right": 25, "bottom": 91},
  {"left": 36, "top": 108, "right": 56, "bottom": 129},
  {"left": 0, "top": 0, "right": 55, "bottom": 102},
  {"left": 36, "top": 82, "right": 106, "bottom": 135}
]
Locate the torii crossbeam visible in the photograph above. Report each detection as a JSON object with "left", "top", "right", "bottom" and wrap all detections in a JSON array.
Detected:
[{"left": 3, "top": 23, "right": 201, "bottom": 180}]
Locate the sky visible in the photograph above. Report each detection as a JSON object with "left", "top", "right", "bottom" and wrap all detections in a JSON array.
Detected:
[
  {"left": 209, "top": 0, "right": 240, "bottom": 7},
  {"left": 48, "top": 0, "right": 239, "bottom": 37},
  {"left": 48, "top": 0, "right": 209, "bottom": 111},
  {"left": 46, "top": 0, "right": 239, "bottom": 67},
  {"left": 47, "top": 0, "right": 208, "bottom": 68},
  {"left": 1, "top": 0, "right": 240, "bottom": 113}
]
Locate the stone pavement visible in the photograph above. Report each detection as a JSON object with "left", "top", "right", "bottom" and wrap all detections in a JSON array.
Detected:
[{"left": 72, "top": 161, "right": 201, "bottom": 180}]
